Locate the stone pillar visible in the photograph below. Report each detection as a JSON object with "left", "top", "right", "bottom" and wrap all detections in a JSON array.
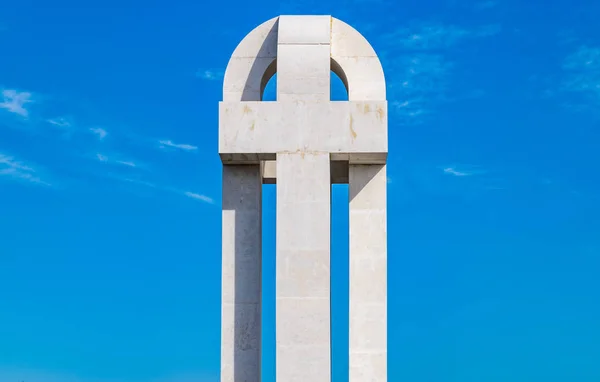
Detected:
[
  {"left": 221, "top": 165, "right": 262, "bottom": 382},
  {"left": 349, "top": 164, "right": 387, "bottom": 382},
  {"left": 276, "top": 152, "right": 331, "bottom": 382}
]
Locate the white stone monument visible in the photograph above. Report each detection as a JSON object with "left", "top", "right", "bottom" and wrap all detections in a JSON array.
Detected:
[{"left": 219, "top": 15, "right": 388, "bottom": 382}]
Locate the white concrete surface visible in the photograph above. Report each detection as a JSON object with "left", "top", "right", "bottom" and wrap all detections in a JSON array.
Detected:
[
  {"left": 221, "top": 165, "right": 262, "bottom": 382},
  {"left": 349, "top": 164, "right": 387, "bottom": 382},
  {"left": 330, "top": 18, "right": 386, "bottom": 101},
  {"left": 276, "top": 152, "right": 331, "bottom": 382},
  {"left": 219, "top": 15, "right": 388, "bottom": 382},
  {"left": 219, "top": 101, "right": 388, "bottom": 164},
  {"left": 277, "top": 16, "right": 331, "bottom": 102}
]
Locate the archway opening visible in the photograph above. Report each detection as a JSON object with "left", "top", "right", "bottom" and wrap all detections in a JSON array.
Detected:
[
  {"left": 262, "top": 73, "right": 277, "bottom": 101},
  {"left": 260, "top": 58, "right": 349, "bottom": 101},
  {"left": 330, "top": 71, "right": 348, "bottom": 101},
  {"left": 331, "top": 58, "right": 349, "bottom": 101}
]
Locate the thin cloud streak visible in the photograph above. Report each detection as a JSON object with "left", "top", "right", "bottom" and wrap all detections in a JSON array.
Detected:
[
  {"left": 119, "top": 176, "right": 157, "bottom": 188},
  {"left": 184, "top": 191, "right": 214, "bottom": 203},
  {"left": 0, "top": 88, "right": 32, "bottom": 117},
  {"left": 443, "top": 167, "right": 472, "bottom": 176},
  {"left": 117, "top": 160, "right": 136, "bottom": 167},
  {"left": 0, "top": 85, "right": 205, "bottom": 202},
  {"left": 47, "top": 117, "right": 71, "bottom": 128},
  {"left": 0, "top": 153, "right": 50, "bottom": 186},
  {"left": 107, "top": 174, "right": 213, "bottom": 205},
  {"left": 442, "top": 165, "right": 487, "bottom": 177},
  {"left": 159, "top": 139, "right": 198, "bottom": 151},
  {"left": 95, "top": 153, "right": 137, "bottom": 168}
]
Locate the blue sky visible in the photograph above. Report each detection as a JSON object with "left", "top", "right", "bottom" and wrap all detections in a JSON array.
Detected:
[{"left": 1, "top": 0, "right": 600, "bottom": 381}]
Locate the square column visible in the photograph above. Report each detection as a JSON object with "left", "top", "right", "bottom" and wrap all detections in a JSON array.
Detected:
[
  {"left": 349, "top": 164, "right": 387, "bottom": 382},
  {"left": 221, "top": 165, "right": 262, "bottom": 382},
  {"left": 276, "top": 152, "right": 331, "bottom": 382}
]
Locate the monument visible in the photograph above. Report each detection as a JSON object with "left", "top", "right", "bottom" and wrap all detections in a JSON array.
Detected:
[{"left": 219, "top": 15, "right": 388, "bottom": 382}]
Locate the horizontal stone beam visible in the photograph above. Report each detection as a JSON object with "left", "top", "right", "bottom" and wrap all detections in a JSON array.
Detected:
[
  {"left": 219, "top": 101, "right": 388, "bottom": 164},
  {"left": 261, "top": 160, "right": 349, "bottom": 184}
]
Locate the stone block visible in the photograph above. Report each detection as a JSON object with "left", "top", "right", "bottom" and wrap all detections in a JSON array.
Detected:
[{"left": 278, "top": 15, "right": 331, "bottom": 45}]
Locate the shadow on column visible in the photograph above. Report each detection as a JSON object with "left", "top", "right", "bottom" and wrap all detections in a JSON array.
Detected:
[
  {"left": 223, "top": 165, "right": 262, "bottom": 382},
  {"left": 349, "top": 164, "right": 386, "bottom": 202},
  {"left": 241, "top": 19, "right": 279, "bottom": 102}
]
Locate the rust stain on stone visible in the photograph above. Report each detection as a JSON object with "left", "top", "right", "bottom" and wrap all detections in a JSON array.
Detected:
[
  {"left": 376, "top": 106, "right": 385, "bottom": 121},
  {"left": 363, "top": 104, "right": 371, "bottom": 113},
  {"left": 349, "top": 115, "right": 357, "bottom": 140},
  {"left": 250, "top": 121, "right": 255, "bottom": 131},
  {"left": 243, "top": 105, "right": 252, "bottom": 114}
]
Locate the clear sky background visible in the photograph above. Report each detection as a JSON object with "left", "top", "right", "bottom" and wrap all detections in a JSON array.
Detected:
[{"left": 1, "top": 0, "right": 600, "bottom": 381}]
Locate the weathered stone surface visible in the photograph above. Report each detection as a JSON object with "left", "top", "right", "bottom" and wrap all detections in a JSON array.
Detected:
[
  {"left": 221, "top": 165, "right": 262, "bottom": 382},
  {"left": 349, "top": 164, "right": 387, "bottom": 382},
  {"left": 219, "top": 15, "right": 388, "bottom": 382}
]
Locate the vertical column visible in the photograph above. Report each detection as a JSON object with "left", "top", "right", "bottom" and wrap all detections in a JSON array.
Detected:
[
  {"left": 221, "top": 165, "right": 262, "bottom": 382},
  {"left": 349, "top": 164, "right": 387, "bottom": 382},
  {"left": 276, "top": 152, "right": 331, "bottom": 382},
  {"left": 277, "top": 16, "right": 331, "bottom": 102}
]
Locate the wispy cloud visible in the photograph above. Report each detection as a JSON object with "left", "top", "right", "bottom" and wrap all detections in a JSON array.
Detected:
[
  {"left": 388, "top": 54, "right": 452, "bottom": 122},
  {"left": 443, "top": 167, "right": 472, "bottom": 176},
  {"left": 117, "top": 160, "right": 136, "bottom": 167},
  {"left": 196, "top": 69, "right": 224, "bottom": 80},
  {"left": 385, "top": 24, "right": 470, "bottom": 50},
  {"left": 89, "top": 127, "right": 108, "bottom": 140},
  {"left": 442, "top": 165, "right": 486, "bottom": 177},
  {"left": 47, "top": 117, "right": 71, "bottom": 128},
  {"left": 1, "top": 84, "right": 205, "bottom": 202},
  {"left": 561, "top": 45, "right": 600, "bottom": 110},
  {"left": 46, "top": 117, "right": 75, "bottom": 138},
  {"left": 120, "top": 176, "right": 157, "bottom": 188},
  {"left": 159, "top": 139, "right": 198, "bottom": 151},
  {"left": 382, "top": 22, "right": 500, "bottom": 51},
  {"left": 0, "top": 153, "right": 50, "bottom": 186},
  {"left": 95, "top": 153, "right": 137, "bottom": 168},
  {"left": 184, "top": 191, "right": 214, "bottom": 203},
  {"left": 113, "top": 175, "right": 214, "bottom": 204},
  {"left": 378, "top": 21, "right": 499, "bottom": 124},
  {"left": 0, "top": 88, "right": 33, "bottom": 117}
]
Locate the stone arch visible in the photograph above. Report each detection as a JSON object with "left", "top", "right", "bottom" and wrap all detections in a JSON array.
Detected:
[
  {"left": 330, "top": 17, "right": 386, "bottom": 101},
  {"left": 222, "top": 16, "right": 386, "bottom": 102},
  {"left": 222, "top": 17, "right": 278, "bottom": 102}
]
